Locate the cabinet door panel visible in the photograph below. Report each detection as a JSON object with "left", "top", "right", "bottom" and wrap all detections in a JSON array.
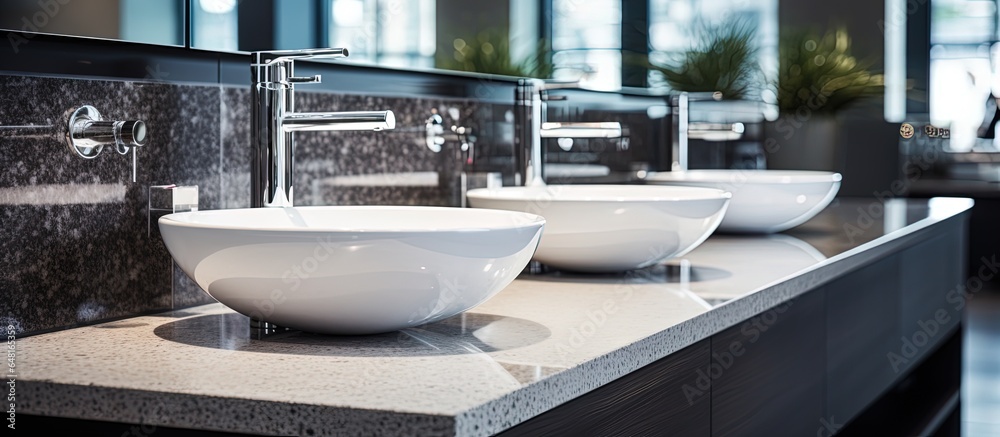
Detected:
[
  {"left": 900, "top": 226, "right": 965, "bottom": 365},
  {"left": 499, "top": 340, "right": 711, "bottom": 437},
  {"left": 711, "top": 290, "right": 825, "bottom": 437},
  {"left": 827, "top": 255, "right": 902, "bottom": 423}
]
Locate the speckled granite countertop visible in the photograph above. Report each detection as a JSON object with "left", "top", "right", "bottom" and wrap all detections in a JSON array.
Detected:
[{"left": 17, "top": 197, "right": 973, "bottom": 436}]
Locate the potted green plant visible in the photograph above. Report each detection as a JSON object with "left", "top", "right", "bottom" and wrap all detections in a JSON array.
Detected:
[
  {"left": 763, "top": 26, "right": 884, "bottom": 171},
  {"left": 645, "top": 17, "right": 759, "bottom": 100},
  {"left": 436, "top": 28, "right": 552, "bottom": 78}
]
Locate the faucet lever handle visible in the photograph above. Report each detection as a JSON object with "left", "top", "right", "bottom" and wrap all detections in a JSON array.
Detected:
[
  {"left": 288, "top": 75, "right": 321, "bottom": 84},
  {"left": 252, "top": 48, "right": 349, "bottom": 66}
]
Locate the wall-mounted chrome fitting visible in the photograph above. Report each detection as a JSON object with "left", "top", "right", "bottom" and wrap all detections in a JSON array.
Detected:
[
  {"left": 425, "top": 108, "right": 475, "bottom": 153},
  {"left": 66, "top": 105, "right": 147, "bottom": 159}
]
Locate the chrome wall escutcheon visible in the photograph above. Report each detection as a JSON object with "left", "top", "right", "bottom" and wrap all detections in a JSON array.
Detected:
[{"left": 66, "top": 105, "right": 148, "bottom": 159}]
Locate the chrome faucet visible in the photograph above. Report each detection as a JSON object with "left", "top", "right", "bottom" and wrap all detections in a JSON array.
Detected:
[
  {"left": 514, "top": 78, "right": 623, "bottom": 186},
  {"left": 669, "top": 91, "right": 745, "bottom": 171},
  {"left": 251, "top": 48, "right": 395, "bottom": 208}
]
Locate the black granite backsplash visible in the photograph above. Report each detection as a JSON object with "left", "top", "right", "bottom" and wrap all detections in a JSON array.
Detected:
[
  {"left": 0, "top": 65, "right": 677, "bottom": 336},
  {"left": 0, "top": 74, "right": 498, "bottom": 335}
]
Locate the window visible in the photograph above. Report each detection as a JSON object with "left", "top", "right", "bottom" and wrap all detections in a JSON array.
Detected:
[
  {"left": 648, "top": 0, "right": 777, "bottom": 99},
  {"left": 550, "top": 0, "right": 622, "bottom": 90},
  {"left": 328, "top": 0, "right": 436, "bottom": 69},
  {"left": 191, "top": 0, "right": 239, "bottom": 52},
  {"left": 929, "top": 0, "right": 998, "bottom": 151}
]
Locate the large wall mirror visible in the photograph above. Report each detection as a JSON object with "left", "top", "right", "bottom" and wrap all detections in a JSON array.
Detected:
[
  {"left": 190, "top": 0, "right": 537, "bottom": 76},
  {"left": 0, "top": 0, "right": 786, "bottom": 96},
  {"left": 191, "top": 0, "right": 777, "bottom": 93},
  {"left": 0, "top": 0, "right": 777, "bottom": 94},
  {"left": 0, "top": 0, "right": 185, "bottom": 47},
  {"left": 0, "top": 0, "right": 774, "bottom": 91}
]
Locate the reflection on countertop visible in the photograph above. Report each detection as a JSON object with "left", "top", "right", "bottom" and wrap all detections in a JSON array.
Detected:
[
  {"left": 521, "top": 197, "right": 963, "bottom": 305},
  {"left": 154, "top": 311, "right": 552, "bottom": 357}
]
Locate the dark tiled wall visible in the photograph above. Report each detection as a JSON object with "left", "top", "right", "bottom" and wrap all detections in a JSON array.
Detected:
[{"left": 0, "top": 74, "right": 494, "bottom": 335}]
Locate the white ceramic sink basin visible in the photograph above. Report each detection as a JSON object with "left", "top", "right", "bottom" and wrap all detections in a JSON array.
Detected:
[
  {"left": 466, "top": 185, "right": 730, "bottom": 272},
  {"left": 645, "top": 170, "right": 841, "bottom": 233},
  {"left": 158, "top": 206, "right": 544, "bottom": 335}
]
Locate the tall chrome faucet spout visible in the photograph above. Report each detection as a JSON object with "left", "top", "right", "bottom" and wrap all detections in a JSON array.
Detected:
[
  {"left": 283, "top": 111, "right": 395, "bottom": 132},
  {"left": 514, "top": 79, "right": 545, "bottom": 187},
  {"left": 250, "top": 48, "right": 395, "bottom": 208},
  {"left": 514, "top": 79, "right": 625, "bottom": 186},
  {"left": 670, "top": 91, "right": 746, "bottom": 171}
]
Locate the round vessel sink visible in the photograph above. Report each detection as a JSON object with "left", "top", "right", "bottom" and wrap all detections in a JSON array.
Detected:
[
  {"left": 466, "top": 185, "right": 730, "bottom": 273},
  {"left": 645, "top": 170, "right": 841, "bottom": 233},
  {"left": 158, "top": 206, "right": 544, "bottom": 335}
]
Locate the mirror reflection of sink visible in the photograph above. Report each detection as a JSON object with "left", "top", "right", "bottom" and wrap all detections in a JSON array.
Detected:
[
  {"left": 645, "top": 170, "right": 841, "bottom": 233},
  {"left": 158, "top": 206, "right": 544, "bottom": 335},
  {"left": 466, "top": 185, "right": 730, "bottom": 273}
]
